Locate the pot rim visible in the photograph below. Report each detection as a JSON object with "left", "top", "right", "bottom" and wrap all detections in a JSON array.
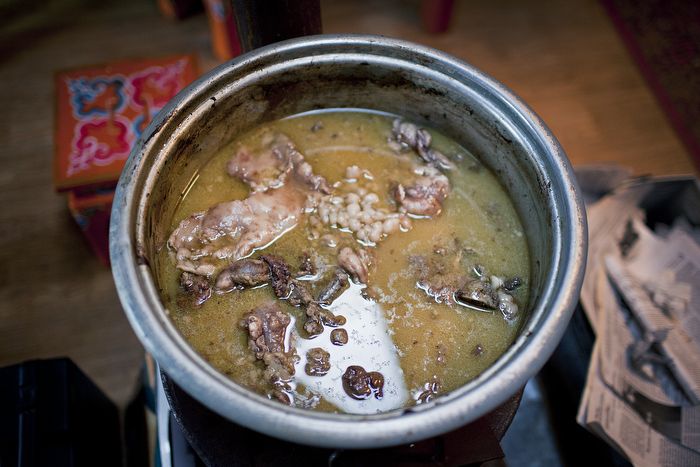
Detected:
[{"left": 110, "top": 34, "right": 587, "bottom": 448}]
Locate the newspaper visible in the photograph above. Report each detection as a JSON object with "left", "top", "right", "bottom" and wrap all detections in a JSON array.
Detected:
[
  {"left": 576, "top": 171, "right": 700, "bottom": 466},
  {"left": 579, "top": 185, "right": 646, "bottom": 331}
]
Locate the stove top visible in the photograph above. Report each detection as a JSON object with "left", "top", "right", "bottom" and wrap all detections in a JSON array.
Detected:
[{"left": 156, "top": 371, "right": 521, "bottom": 467}]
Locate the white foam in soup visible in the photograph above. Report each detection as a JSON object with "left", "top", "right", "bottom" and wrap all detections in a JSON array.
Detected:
[{"left": 294, "top": 281, "right": 408, "bottom": 414}]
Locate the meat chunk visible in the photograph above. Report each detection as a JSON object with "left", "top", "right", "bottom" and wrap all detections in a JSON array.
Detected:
[
  {"left": 260, "top": 255, "right": 320, "bottom": 326},
  {"left": 168, "top": 184, "right": 305, "bottom": 276},
  {"left": 303, "top": 316, "right": 323, "bottom": 337},
  {"left": 263, "top": 255, "right": 311, "bottom": 307},
  {"left": 260, "top": 255, "right": 345, "bottom": 337},
  {"left": 393, "top": 166, "right": 450, "bottom": 217},
  {"left": 338, "top": 247, "right": 372, "bottom": 284},
  {"left": 227, "top": 131, "right": 331, "bottom": 194},
  {"left": 296, "top": 252, "right": 317, "bottom": 278},
  {"left": 215, "top": 259, "right": 269, "bottom": 292},
  {"left": 342, "top": 366, "right": 384, "bottom": 400},
  {"left": 317, "top": 268, "right": 349, "bottom": 305},
  {"left": 179, "top": 272, "right": 211, "bottom": 306},
  {"left": 169, "top": 214, "right": 215, "bottom": 276},
  {"left": 321, "top": 306, "right": 346, "bottom": 327},
  {"left": 389, "top": 119, "right": 455, "bottom": 171},
  {"left": 240, "top": 302, "right": 291, "bottom": 358},
  {"left": 304, "top": 302, "right": 346, "bottom": 337},
  {"left": 240, "top": 302, "right": 296, "bottom": 403},
  {"left": 454, "top": 279, "right": 497, "bottom": 311},
  {"left": 260, "top": 255, "right": 292, "bottom": 298},
  {"left": 288, "top": 279, "right": 315, "bottom": 307},
  {"left": 407, "top": 239, "right": 520, "bottom": 319},
  {"left": 169, "top": 132, "right": 331, "bottom": 276},
  {"left": 408, "top": 239, "right": 467, "bottom": 304},
  {"left": 305, "top": 348, "right": 331, "bottom": 376},
  {"left": 292, "top": 154, "right": 332, "bottom": 194},
  {"left": 227, "top": 132, "right": 294, "bottom": 192},
  {"left": 454, "top": 276, "right": 520, "bottom": 319},
  {"left": 330, "top": 328, "right": 348, "bottom": 346}
]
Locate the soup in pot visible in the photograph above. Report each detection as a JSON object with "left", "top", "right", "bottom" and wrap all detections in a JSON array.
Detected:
[{"left": 156, "top": 110, "right": 529, "bottom": 414}]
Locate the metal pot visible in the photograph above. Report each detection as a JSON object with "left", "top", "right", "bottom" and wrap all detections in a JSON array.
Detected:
[{"left": 110, "top": 35, "right": 587, "bottom": 448}]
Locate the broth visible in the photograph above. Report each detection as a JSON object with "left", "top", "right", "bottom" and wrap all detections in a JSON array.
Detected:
[{"left": 156, "top": 110, "right": 530, "bottom": 413}]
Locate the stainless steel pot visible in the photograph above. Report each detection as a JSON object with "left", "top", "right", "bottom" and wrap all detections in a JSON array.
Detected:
[{"left": 110, "top": 35, "right": 587, "bottom": 448}]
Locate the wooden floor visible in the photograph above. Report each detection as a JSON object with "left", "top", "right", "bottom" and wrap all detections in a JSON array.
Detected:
[{"left": 0, "top": 0, "right": 696, "bottom": 408}]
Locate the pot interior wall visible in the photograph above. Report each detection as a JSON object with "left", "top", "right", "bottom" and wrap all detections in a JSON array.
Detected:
[{"left": 140, "top": 54, "right": 553, "bottom": 338}]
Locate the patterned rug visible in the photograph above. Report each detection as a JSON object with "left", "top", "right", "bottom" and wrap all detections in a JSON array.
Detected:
[{"left": 601, "top": 0, "right": 700, "bottom": 170}]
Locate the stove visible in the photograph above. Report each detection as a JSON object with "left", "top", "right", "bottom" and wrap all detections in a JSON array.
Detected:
[{"left": 154, "top": 367, "right": 520, "bottom": 467}]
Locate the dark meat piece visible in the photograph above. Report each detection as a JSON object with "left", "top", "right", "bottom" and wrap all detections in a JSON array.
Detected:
[
  {"left": 305, "top": 348, "right": 331, "bottom": 376},
  {"left": 241, "top": 304, "right": 290, "bottom": 358},
  {"left": 342, "top": 366, "right": 384, "bottom": 400},
  {"left": 304, "top": 303, "right": 346, "bottom": 337},
  {"left": 330, "top": 328, "right": 348, "bottom": 346},
  {"left": 259, "top": 254, "right": 350, "bottom": 336},
  {"left": 393, "top": 166, "right": 450, "bottom": 217},
  {"left": 310, "top": 121, "right": 323, "bottom": 132},
  {"left": 261, "top": 255, "right": 292, "bottom": 299},
  {"left": 503, "top": 276, "right": 522, "bottom": 291},
  {"left": 303, "top": 318, "right": 324, "bottom": 337},
  {"left": 416, "top": 379, "right": 442, "bottom": 404},
  {"left": 288, "top": 279, "right": 315, "bottom": 307},
  {"left": 179, "top": 272, "right": 211, "bottom": 306},
  {"left": 215, "top": 259, "right": 269, "bottom": 292},
  {"left": 454, "top": 279, "right": 497, "bottom": 311},
  {"left": 261, "top": 255, "right": 315, "bottom": 307},
  {"left": 389, "top": 119, "right": 455, "bottom": 171},
  {"left": 317, "top": 268, "right": 349, "bottom": 305},
  {"left": 240, "top": 302, "right": 291, "bottom": 359},
  {"left": 322, "top": 310, "right": 346, "bottom": 327},
  {"left": 240, "top": 302, "right": 296, "bottom": 402},
  {"left": 258, "top": 254, "right": 344, "bottom": 337},
  {"left": 296, "top": 252, "right": 316, "bottom": 278},
  {"left": 337, "top": 247, "right": 371, "bottom": 284},
  {"left": 472, "top": 344, "right": 484, "bottom": 356}
]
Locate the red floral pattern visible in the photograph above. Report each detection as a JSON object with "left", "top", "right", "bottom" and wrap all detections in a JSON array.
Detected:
[{"left": 69, "top": 116, "right": 133, "bottom": 175}]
